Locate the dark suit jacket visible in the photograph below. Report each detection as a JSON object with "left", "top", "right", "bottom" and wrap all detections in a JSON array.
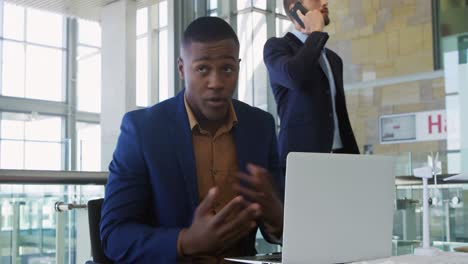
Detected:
[
  {"left": 100, "top": 90, "right": 282, "bottom": 263},
  {"left": 264, "top": 31, "right": 359, "bottom": 167}
]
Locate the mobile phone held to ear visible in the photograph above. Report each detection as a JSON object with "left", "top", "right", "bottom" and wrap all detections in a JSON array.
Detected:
[{"left": 290, "top": 2, "right": 309, "bottom": 28}]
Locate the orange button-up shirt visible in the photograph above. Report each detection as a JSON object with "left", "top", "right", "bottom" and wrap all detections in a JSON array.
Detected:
[{"left": 181, "top": 96, "right": 244, "bottom": 263}]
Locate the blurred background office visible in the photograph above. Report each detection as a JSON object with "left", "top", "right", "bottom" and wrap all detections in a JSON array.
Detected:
[{"left": 0, "top": 0, "right": 467, "bottom": 263}]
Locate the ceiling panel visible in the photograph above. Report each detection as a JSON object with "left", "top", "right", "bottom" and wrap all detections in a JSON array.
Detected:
[{"left": 5, "top": 0, "right": 160, "bottom": 21}]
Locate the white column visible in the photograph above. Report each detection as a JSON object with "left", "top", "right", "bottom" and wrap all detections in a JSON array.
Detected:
[
  {"left": 0, "top": 0, "right": 4, "bottom": 95},
  {"left": 55, "top": 211, "right": 66, "bottom": 264},
  {"left": 460, "top": 63, "right": 468, "bottom": 173},
  {"left": 444, "top": 50, "right": 467, "bottom": 175},
  {"left": 148, "top": 5, "right": 160, "bottom": 105},
  {"left": 12, "top": 202, "right": 20, "bottom": 264},
  {"left": 100, "top": 0, "right": 137, "bottom": 170},
  {"left": 167, "top": 0, "right": 179, "bottom": 96}
]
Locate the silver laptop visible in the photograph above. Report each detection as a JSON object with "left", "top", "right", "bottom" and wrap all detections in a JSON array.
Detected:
[{"left": 226, "top": 153, "right": 395, "bottom": 264}]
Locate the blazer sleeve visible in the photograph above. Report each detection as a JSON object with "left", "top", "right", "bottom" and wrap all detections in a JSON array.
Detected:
[
  {"left": 100, "top": 112, "right": 181, "bottom": 263},
  {"left": 263, "top": 31, "right": 329, "bottom": 90}
]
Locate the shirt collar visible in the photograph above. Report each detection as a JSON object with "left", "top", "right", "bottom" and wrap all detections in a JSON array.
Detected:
[
  {"left": 291, "top": 29, "right": 308, "bottom": 43},
  {"left": 183, "top": 95, "right": 238, "bottom": 132},
  {"left": 291, "top": 29, "right": 327, "bottom": 52}
]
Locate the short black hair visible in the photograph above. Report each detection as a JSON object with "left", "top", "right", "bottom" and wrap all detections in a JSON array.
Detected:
[{"left": 182, "top": 16, "right": 239, "bottom": 48}]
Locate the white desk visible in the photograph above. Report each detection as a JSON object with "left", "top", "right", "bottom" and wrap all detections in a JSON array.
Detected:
[{"left": 353, "top": 252, "right": 468, "bottom": 264}]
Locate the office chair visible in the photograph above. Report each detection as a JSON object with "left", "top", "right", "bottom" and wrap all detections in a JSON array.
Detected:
[{"left": 87, "top": 198, "right": 113, "bottom": 264}]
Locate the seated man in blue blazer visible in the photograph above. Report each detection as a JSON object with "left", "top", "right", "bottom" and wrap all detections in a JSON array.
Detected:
[{"left": 100, "top": 17, "right": 283, "bottom": 263}]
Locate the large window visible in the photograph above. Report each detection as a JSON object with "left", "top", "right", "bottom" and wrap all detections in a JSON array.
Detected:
[
  {"left": 76, "top": 122, "right": 101, "bottom": 171},
  {"left": 0, "top": 2, "right": 102, "bottom": 171},
  {"left": 273, "top": 0, "right": 293, "bottom": 43},
  {"left": 1, "top": 2, "right": 65, "bottom": 102},
  {"left": 136, "top": 7, "right": 149, "bottom": 107},
  {"left": 0, "top": 1, "right": 174, "bottom": 172},
  {"left": 159, "top": 1, "right": 169, "bottom": 102},
  {"left": 237, "top": 10, "right": 268, "bottom": 110},
  {"left": 208, "top": 0, "right": 218, "bottom": 16},
  {"left": 0, "top": 112, "right": 63, "bottom": 170},
  {"left": 136, "top": 1, "right": 169, "bottom": 107},
  {"left": 77, "top": 19, "right": 102, "bottom": 113},
  {"left": 237, "top": 0, "right": 267, "bottom": 10},
  {"left": 208, "top": 0, "right": 289, "bottom": 113}
]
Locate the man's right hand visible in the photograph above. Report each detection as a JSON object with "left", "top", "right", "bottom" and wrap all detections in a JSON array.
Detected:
[
  {"left": 179, "top": 187, "right": 261, "bottom": 256},
  {"left": 296, "top": 9, "right": 324, "bottom": 34}
]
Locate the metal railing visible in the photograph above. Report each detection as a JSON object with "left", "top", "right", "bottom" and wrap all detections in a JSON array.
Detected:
[
  {"left": 0, "top": 170, "right": 107, "bottom": 264},
  {"left": 0, "top": 169, "right": 107, "bottom": 185},
  {"left": 1, "top": 166, "right": 468, "bottom": 262}
]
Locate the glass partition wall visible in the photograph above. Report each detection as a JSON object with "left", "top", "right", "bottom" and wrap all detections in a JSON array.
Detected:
[
  {"left": 328, "top": 0, "right": 468, "bottom": 254},
  {"left": 0, "top": 171, "right": 106, "bottom": 264}
]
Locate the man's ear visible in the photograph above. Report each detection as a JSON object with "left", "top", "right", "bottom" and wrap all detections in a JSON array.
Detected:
[{"left": 177, "top": 57, "right": 184, "bottom": 80}]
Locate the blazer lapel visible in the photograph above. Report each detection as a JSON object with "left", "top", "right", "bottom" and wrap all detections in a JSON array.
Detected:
[
  {"left": 173, "top": 90, "right": 199, "bottom": 212},
  {"left": 232, "top": 101, "right": 250, "bottom": 173},
  {"left": 325, "top": 51, "right": 345, "bottom": 97}
]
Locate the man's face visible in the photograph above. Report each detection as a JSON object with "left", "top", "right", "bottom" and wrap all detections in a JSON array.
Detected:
[
  {"left": 178, "top": 39, "right": 240, "bottom": 123},
  {"left": 302, "top": 0, "right": 330, "bottom": 26}
]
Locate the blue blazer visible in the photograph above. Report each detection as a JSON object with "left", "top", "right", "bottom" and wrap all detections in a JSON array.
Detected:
[
  {"left": 100, "top": 90, "right": 281, "bottom": 263},
  {"left": 264, "top": 32, "right": 359, "bottom": 167}
]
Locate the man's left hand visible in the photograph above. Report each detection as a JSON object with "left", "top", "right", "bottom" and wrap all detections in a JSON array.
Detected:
[{"left": 234, "top": 164, "right": 283, "bottom": 240}]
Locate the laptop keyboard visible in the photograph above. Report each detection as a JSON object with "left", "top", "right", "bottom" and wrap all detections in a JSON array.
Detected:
[{"left": 254, "top": 254, "right": 282, "bottom": 261}]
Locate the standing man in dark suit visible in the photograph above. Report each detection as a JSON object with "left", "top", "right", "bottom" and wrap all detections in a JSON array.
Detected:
[
  {"left": 100, "top": 17, "right": 283, "bottom": 263},
  {"left": 263, "top": 0, "right": 359, "bottom": 169}
]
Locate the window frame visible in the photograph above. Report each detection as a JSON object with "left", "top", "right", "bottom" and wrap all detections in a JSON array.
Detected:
[
  {"left": 136, "top": 0, "right": 170, "bottom": 108},
  {"left": 0, "top": 3, "right": 101, "bottom": 171},
  {"left": 1, "top": 2, "right": 67, "bottom": 102},
  {"left": 0, "top": 111, "right": 65, "bottom": 170},
  {"left": 76, "top": 19, "right": 102, "bottom": 113}
]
